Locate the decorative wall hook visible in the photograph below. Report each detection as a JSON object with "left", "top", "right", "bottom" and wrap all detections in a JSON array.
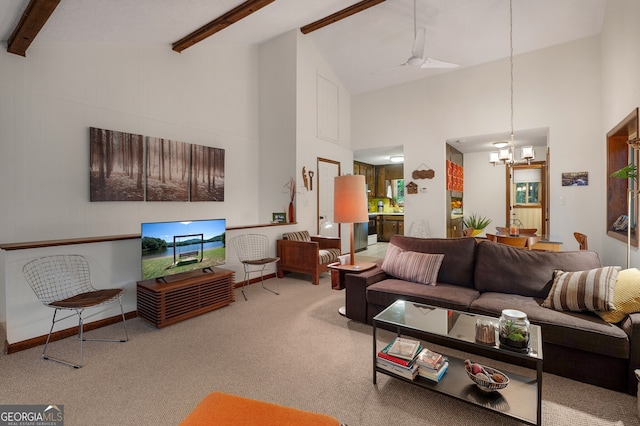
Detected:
[{"left": 302, "top": 167, "right": 309, "bottom": 190}]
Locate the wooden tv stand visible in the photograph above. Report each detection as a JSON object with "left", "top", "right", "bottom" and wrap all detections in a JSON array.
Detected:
[{"left": 137, "top": 268, "right": 235, "bottom": 328}]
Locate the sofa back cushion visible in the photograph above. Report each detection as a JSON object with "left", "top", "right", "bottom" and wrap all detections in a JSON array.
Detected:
[
  {"left": 474, "top": 241, "right": 602, "bottom": 298},
  {"left": 387, "top": 236, "right": 477, "bottom": 288}
]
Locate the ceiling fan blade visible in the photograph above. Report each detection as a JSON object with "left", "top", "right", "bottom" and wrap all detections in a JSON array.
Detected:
[
  {"left": 411, "top": 27, "right": 426, "bottom": 59},
  {"left": 421, "top": 57, "right": 459, "bottom": 68}
]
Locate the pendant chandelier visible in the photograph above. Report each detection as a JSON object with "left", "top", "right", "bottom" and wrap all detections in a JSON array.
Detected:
[{"left": 489, "top": 0, "right": 534, "bottom": 167}]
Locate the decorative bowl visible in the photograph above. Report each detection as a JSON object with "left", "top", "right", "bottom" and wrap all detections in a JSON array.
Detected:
[{"left": 464, "top": 359, "right": 509, "bottom": 392}]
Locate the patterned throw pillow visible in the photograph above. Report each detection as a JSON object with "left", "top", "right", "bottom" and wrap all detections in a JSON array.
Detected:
[
  {"left": 283, "top": 231, "right": 311, "bottom": 242},
  {"left": 381, "top": 243, "right": 444, "bottom": 285},
  {"left": 596, "top": 268, "right": 640, "bottom": 323},
  {"left": 542, "top": 266, "right": 620, "bottom": 312}
]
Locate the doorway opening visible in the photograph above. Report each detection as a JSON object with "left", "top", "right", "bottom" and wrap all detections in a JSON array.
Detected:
[{"left": 506, "top": 160, "right": 548, "bottom": 237}]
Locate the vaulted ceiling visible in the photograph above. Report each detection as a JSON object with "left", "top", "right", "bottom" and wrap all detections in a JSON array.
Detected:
[{"left": 1, "top": 0, "right": 607, "bottom": 95}]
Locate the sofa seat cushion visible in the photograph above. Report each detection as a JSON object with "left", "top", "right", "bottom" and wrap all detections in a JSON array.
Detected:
[
  {"left": 469, "top": 292, "right": 629, "bottom": 359},
  {"left": 319, "top": 248, "right": 341, "bottom": 264},
  {"left": 366, "top": 279, "right": 480, "bottom": 312},
  {"left": 474, "top": 242, "right": 602, "bottom": 298}
]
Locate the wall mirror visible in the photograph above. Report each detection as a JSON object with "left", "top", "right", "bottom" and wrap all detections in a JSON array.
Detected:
[{"left": 607, "top": 108, "right": 639, "bottom": 247}]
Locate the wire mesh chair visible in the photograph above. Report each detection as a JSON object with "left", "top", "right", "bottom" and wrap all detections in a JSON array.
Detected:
[
  {"left": 229, "top": 234, "right": 280, "bottom": 301},
  {"left": 22, "top": 254, "right": 128, "bottom": 368},
  {"left": 409, "top": 220, "right": 431, "bottom": 238}
]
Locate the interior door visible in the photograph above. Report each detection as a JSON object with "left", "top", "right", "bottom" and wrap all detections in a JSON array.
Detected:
[
  {"left": 506, "top": 162, "right": 547, "bottom": 236},
  {"left": 317, "top": 158, "right": 341, "bottom": 237}
]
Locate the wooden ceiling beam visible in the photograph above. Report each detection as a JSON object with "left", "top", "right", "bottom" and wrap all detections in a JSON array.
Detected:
[
  {"left": 7, "top": 0, "right": 61, "bottom": 57},
  {"left": 300, "top": 0, "right": 386, "bottom": 35},
  {"left": 172, "top": 0, "right": 275, "bottom": 53}
]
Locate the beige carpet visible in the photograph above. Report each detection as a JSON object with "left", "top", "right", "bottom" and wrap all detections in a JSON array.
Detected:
[{"left": 1, "top": 272, "right": 639, "bottom": 426}]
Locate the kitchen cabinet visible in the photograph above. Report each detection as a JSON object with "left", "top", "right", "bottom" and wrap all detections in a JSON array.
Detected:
[
  {"left": 448, "top": 216, "right": 463, "bottom": 238},
  {"left": 378, "top": 215, "right": 404, "bottom": 242},
  {"left": 384, "top": 164, "right": 403, "bottom": 180},
  {"left": 375, "top": 166, "right": 386, "bottom": 198},
  {"left": 354, "top": 161, "right": 375, "bottom": 198}
]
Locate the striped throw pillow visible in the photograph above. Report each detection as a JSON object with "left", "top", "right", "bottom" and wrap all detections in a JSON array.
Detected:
[
  {"left": 381, "top": 243, "right": 444, "bottom": 285},
  {"left": 283, "top": 231, "right": 311, "bottom": 242},
  {"left": 542, "top": 266, "right": 620, "bottom": 312}
]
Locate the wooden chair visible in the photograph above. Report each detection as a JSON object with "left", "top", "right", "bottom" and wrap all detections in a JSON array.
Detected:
[
  {"left": 525, "top": 235, "right": 541, "bottom": 249},
  {"left": 462, "top": 228, "right": 475, "bottom": 237},
  {"left": 276, "top": 231, "right": 341, "bottom": 285},
  {"left": 496, "top": 235, "right": 529, "bottom": 248},
  {"left": 485, "top": 233, "right": 497, "bottom": 241},
  {"left": 574, "top": 232, "right": 588, "bottom": 250}
]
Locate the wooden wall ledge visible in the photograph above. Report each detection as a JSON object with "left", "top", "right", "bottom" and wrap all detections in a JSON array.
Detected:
[{"left": 0, "top": 222, "right": 297, "bottom": 251}]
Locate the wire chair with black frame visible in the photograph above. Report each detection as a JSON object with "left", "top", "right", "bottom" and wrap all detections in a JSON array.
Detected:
[
  {"left": 22, "top": 254, "right": 128, "bottom": 368},
  {"left": 230, "top": 234, "right": 280, "bottom": 301}
]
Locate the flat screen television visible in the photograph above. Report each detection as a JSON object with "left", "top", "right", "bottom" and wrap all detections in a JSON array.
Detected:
[{"left": 141, "top": 218, "right": 226, "bottom": 281}]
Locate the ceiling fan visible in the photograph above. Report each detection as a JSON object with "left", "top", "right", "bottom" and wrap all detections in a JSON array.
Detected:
[{"left": 400, "top": 0, "right": 458, "bottom": 69}]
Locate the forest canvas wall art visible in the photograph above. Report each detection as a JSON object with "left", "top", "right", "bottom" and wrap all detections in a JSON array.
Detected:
[
  {"left": 146, "top": 137, "right": 190, "bottom": 202},
  {"left": 190, "top": 145, "right": 225, "bottom": 201},
  {"left": 90, "top": 127, "right": 144, "bottom": 201},
  {"left": 90, "top": 127, "right": 225, "bottom": 202}
]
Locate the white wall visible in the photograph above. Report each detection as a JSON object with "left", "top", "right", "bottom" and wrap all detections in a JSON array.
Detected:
[
  {"left": 295, "top": 32, "right": 354, "bottom": 251},
  {"left": 352, "top": 36, "right": 604, "bottom": 255},
  {"left": 600, "top": 0, "right": 640, "bottom": 267},
  {"left": 0, "top": 31, "right": 354, "bottom": 345},
  {"left": 259, "top": 32, "right": 298, "bottom": 221},
  {"left": 0, "top": 43, "right": 261, "bottom": 241}
]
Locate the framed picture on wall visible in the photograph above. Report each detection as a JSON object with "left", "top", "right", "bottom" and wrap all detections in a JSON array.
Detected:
[
  {"left": 561, "top": 171, "right": 589, "bottom": 186},
  {"left": 272, "top": 212, "right": 287, "bottom": 223}
]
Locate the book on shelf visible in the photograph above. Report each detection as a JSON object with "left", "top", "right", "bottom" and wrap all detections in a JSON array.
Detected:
[
  {"left": 417, "top": 360, "right": 449, "bottom": 383},
  {"left": 376, "top": 357, "right": 419, "bottom": 380},
  {"left": 386, "top": 336, "right": 422, "bottom": 361},
  {"left": 378, "top": 340, "right": 423, "bottom": 367},
  {"left": 415, "top": 347, "right": 444, "bottom": 370}
]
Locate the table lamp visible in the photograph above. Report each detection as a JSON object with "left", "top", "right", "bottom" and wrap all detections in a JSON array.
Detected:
[{"left": 334, "top": 175, "right": 369, "bottom": 265}]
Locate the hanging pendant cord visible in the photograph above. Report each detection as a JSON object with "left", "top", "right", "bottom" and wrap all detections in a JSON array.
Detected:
[{"left": 509, "top": 0, "right": 514, "bottom": 148}]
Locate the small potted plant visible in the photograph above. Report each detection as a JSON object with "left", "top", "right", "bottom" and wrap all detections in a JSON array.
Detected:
[{"left": 463, "top": 213, "right": 492, "bottom": 237}]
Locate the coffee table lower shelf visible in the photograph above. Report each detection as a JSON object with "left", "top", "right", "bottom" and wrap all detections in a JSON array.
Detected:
[{"left": 374, "top": 354, "right": 539, "bottom": 425}]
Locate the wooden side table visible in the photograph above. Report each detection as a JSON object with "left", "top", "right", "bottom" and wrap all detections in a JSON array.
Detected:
[{"left": 328, "top": 262, "right": 376, "bottom": 316}]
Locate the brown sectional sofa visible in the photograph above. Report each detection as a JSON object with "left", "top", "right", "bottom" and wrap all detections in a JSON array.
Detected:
[{"left": 344, "top": 235, "right": 640, "bottom": 394}]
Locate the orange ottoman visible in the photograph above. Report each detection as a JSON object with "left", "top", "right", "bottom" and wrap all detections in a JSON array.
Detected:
[{"left": 180, "top": 392, "right": 341, "bottom": 426}]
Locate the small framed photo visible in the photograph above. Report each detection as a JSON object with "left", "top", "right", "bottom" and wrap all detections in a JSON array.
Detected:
[
  {"left": 272, "top": 212, "right": 287, "bottom": 223},
  {"left": 562, "top": 171, "right": 589, "bottom": 186}
]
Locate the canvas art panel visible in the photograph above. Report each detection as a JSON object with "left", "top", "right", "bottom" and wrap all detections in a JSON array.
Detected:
[
  {"left": 146, "top": 137, "right": 191, "bottom": 201},
  {"left": 190, "top": 145, "right": 225, "bottom": 201},
  {"left": 90, "top": 127, "right": 144, "bottom": 201}
]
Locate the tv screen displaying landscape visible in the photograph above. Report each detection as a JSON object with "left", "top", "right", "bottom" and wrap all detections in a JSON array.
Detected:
[{"left": 141, "top": 219, "right": 226, "bottom": 281}]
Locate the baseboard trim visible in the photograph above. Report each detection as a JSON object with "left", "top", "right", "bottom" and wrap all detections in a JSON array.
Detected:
[
  {"left": 7, "top": 276, "right": 277, "bottom": 353},
  {"left": 232, "top": 272, "right": 276, "bottom": 288},
  {"left": 6, "top": 311, "right": 138, "bottom": 354}
]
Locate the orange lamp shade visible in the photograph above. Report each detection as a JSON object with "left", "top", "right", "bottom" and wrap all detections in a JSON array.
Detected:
[{"left": 334, "top": 175, "right": 368, "bottom": 224}]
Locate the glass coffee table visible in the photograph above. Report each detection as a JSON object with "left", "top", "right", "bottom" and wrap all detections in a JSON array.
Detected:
[{"left": 373, "top": 300, "right": 542, "bottom": 426}]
